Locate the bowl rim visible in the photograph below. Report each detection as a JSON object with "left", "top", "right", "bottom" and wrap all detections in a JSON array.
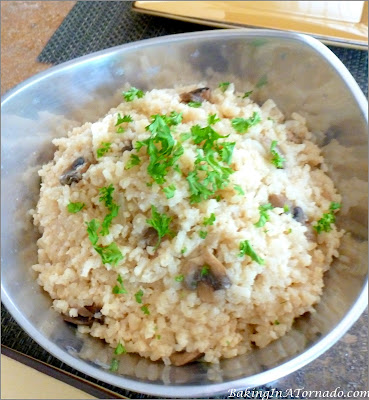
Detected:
[{"left": 1, "top": 28, "right": 368, "bottom": 398}]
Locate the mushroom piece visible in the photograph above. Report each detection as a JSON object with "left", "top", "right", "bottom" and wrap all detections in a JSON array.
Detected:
[
  {"left": 59, "top": 157, "right": 90, "bottom": 185},
  {"left": 293, "top": 207, "right": 306, "bottom": 223},
  {"left": 62, "top": 315, "right": 94, "bottom": 326},
  {"left": 183, "top": 249, "right": 231, "bottom": 301},
  {"left": 63, "top": 304, "right": 103, "bottom": 326},
  {"left": 180, "top": 87, "right": 211, "bottom": 104},
  {"left": 268, "top": 194, "right": 289, "bottom": 209},
  {"left": 122, "top": 141, "right": 133, "bottom": 153},
  {"left": 170, "top": 351, "right": 203, "bottom": 366},
  {"left": 143, "top": 227, "right": 159, "bottom": 248}
]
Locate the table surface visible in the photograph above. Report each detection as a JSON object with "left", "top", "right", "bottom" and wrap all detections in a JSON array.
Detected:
[{"left": 1, "top": 1, "right": 368, "bottom": 397}]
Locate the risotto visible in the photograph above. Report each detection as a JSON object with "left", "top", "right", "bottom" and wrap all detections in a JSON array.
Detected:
[{"left": 31, "top": 83, "right": 342, "bottom": 366}]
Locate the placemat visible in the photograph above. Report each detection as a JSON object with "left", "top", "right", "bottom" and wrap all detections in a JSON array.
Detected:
[{"left": 2, "top": 1, "right": 367, "bottom": 399}]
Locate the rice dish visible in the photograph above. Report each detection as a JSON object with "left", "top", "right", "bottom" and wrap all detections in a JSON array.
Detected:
[{"left": 31, "top": 83, "right": 342, "bottom": 365}]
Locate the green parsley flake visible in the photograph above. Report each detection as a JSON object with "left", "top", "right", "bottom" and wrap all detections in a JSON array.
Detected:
[
  {"left": 123, "top": 87, "right": 144, "bottom": 102},
  {"left": 283, "top": 204, "right": 290, "bottom": 213},
  {"left": 256, "top": 74, "right": 268, "bottom": 88},
  {"left": 116, "top": 126, "right": 124, "bottom": 133},
  {"left": 286, "top": 228, "right": 292, "bottom": 234},
  {"left": 200, "top": 265, "right": 210, "bottom": 276},
  {"left": 191, "top": 124, "right": 229, "bottom": 152},
  {"left": 99, "top": 185, "right": 120, "bottom": 236},
  {"left": 203, "top": 213, "right": 216, "bottom": 226},
  {"left": 163, "top": 184, "right": 176, "bottom": 199},
  {"left": 313, "top": 202, "right": 341, "bottom": 233},
  {"left": 234, "top": 185, "right": 245, "bottom": 195},
  {"left": 173, "top": 164, "right": 182, "bottom": 175},
  {"left": 215, "top": 195, "right": 221, "bottom": 202},
  {"left": 274, "top": 320, "right": 280, "bottom": 326},
  {"left": 255, "top": 203, "right": 273, "bottom": 228},
  {"left": 112, "top": 274, "right": 127, "bottom": 295},
  {"left": 181, "top": 247, "right": 187, "bottom": 254},
  {"left": 99, "top": 184, "right": 114, "bottom": 208},
  {"left": 239, "top": 240, "right": 265, "bottom": 265},
  {"left": 141, "top": 305, "right": 150, "bottom": 315},
  {"left": 232, "top": 112, "right": 261, "bottom": 134},
  {"left": 164, "top": 111, "right": 183, "bottom": 126},
  {"left": 115, "top": 114, "right": 133, "bottom": 133},
  {"left": 218, "top": 82, "right": 230, "bottom": 92},
  {"left": 136, "top": 114, "right": 184, "bottom": 184},
  {"left": 270, "top": 140, "right": 286, "bottom": 169},
  {"left": 243, "top": 90, "right": 253, "bottom": 98},
  {"left": 110, "top": 358, "right": 119, "bottom": 372},
  {"left": 208, "top": 114, "right": 221, "bottom": 125},
  {"left": 146, "top": 205, "right": 174, "bottom": 249},
  {"left": 97, "top": 142, "right": 112, "bottom": 158},
  {"left": 220, "top": 142, "right": 236, "bottom": 165},
  {"left": 67, "top": 202, "right": 85, "bottom": 213},
  {"left": 125, "top": 154, "right": 141, "bottom": 170},
  {"left": 135, "top": 289, "right": 144, "bottom": 304},
  {"left": 180, "top": 132, "right": 191, "bottom": 142},
  {"left": 114, "top": 343, "right": 127, "bottom": 355},
  {"left": 199, "top": 230, "right": 208, "bottom": 239},
  {"left": 156, "top": 335, "right": 161, "bottom": 340},
  {"left": 100, "top": 204, "right": 119, "bottom": 236},
  {"left": 175, "top": 274, "right": 184, "bottom": 282},
  {"left": 188, "top": 101, "right": 202, "bottom": 108}
]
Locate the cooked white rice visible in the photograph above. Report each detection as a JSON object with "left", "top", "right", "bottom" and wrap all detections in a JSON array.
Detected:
[{"left": 31, "top": 84, "right": 342, "bottom": 365}]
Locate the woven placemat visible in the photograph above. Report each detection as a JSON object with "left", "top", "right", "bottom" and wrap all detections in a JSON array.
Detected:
[{"left": 2, "top": 1, "right": 368, "bottom": 399}]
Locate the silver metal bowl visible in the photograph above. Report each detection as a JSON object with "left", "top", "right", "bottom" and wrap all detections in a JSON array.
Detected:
[{"left": 1, "top": 30, "right": 367, "bottom": 397}]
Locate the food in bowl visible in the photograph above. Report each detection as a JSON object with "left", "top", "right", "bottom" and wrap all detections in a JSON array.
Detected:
[{"left": 31, "top": 83, "right": 342, "bottom": 367}]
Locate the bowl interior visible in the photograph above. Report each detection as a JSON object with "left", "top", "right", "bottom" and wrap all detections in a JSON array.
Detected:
[{"left": 1, "top": 30, "right": 367, "bottom": 396}]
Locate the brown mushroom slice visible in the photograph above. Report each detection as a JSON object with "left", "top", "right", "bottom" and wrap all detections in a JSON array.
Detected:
[
  {"left": 59, "top": 157, "right": 90, "bottom": 185},
  {"left": 292, "top": 207, "right": 306, "bottom": 224},
  {"left": 122, "top": 141, "right": 133, "bottom": 153},
  {"left": 77, "top": 307, "right": 94, "bottom": 318},
  {"left": 84, "top": 304, "right": 102, "bottom": 315},
  {"left": 143, "top": 227, "right": 159, "bottom": 248},
  {"left": 268, "top": 194, "right": 289, "bottom": 209},
  {"left": 183, "top": 256, "right": 203, "bottom": 290},
  {"left": 203, "top": 249, "right": 231, "bottom": 290},
  {"left": 62, "top": 315, "right": 94, "bottom": 326},
  {"left": 170, "top": 351, "right": 203, "bottom": 366},
  {"left": 197, "top": 282, "right": 215, "bottom": 303},
  {"left": 180, "top": 87, "right": 211, "bottom": 104}
]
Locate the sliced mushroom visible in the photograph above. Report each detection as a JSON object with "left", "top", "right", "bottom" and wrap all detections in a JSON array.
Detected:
[
  {"left": 170, "top": 351, "right": 203, "bottom": 366},
  {"left": 293, "top": 207, "right": 306, "bottom": 223},
  {"left": 180, "top": 87, "right": 211, "bottom": 104},
  {"left": 143, "top": 227, "right": 159, "bottom": 248},
  {"left": 182, "top": 250, "right": 231, "bottom": 302},
  {"left": 62, "top": 315, "right": 94, "bottom": 326},
  {"left": 268, "top": 194, "right": 289, "bottom": 209},
  {"left": 77, "top": 307, "right": 94, "bottom": 318},
  {"left": 122, "top": 141, "right": 133, "bottom": 153},
  {"left": 59, "top": 157, "right": 90, "bottom": 185},
  {"left": 84, "top": 304, "right": 102, "bottom": 315}
]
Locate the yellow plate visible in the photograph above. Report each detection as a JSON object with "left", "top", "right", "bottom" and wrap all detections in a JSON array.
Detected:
[{"left": 133, "top": 1, "right": 368, "bottom": 50}]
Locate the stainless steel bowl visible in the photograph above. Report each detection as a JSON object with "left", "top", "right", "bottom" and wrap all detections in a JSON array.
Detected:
[{"left": 1, "top": 30, "right": 367, "bottom": 397}]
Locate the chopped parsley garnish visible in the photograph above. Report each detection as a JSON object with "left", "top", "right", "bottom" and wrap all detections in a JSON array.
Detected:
[
  {"left": 215, "top": 195, "right": 221, "bottom": 202},
  {"left": 163, "top": 184, "right": 176, "bottom": 199},
  {"left": 274, "top": 320, "right": 280, "bottom": 326},
  {"left": 156, "top": 335, "right": 161, "bottom": 340},
  {"left": 112, "top": 274, "right": 127, "bottom": 295},
  {"left": 243, "top": 91, "right": 253, "bottom": 98},
  {"left": 146, "top": 205, "right": 175, "bottom": 249},
  {"left": 286, "top": 228, "right": 292, "bottom": 234},
  {"left": 99, "top": 185, "right": 120, "bottom": 236},
  {"left": 135, "top": 289, "right": 144, "bottom": 304},
  {"left": 283, "top": 204, "right": 290, "bottom": 213},
  {"left": 136, "top": 114, "right": 184, "bottom": 184},
  {"left": 270, "top": 141, "right": 286, "bottom": 169},
  {"left": 86, "top": 220, "right": 123, "bottom": 266},
  {"left": 180, "top": 132, "right": 191, "bottom": 142},
  {"left": 199, "top": 230, "right": 208, "bottom": 239},
  {"left": 191, "top": 124, "right": 229, "bottom": 153},
  {"left": 125, "top": 154, "right": 141, "bottom": 170},
  {"left": 200, "top": 265, "right": 210, "bottom": 276},
  {"left": 141, "top": 305, "right": 150, "bottom": 315},
  {"left": 114, "top": 343, "right": 126, "bottom": 355},
  {"left": 123, "top": 87, "right": 144, "bottom": 102},
  {"left": 115, "top": 114, "right": 133, "bottom": 132},
  {"left": 220, "top": 142, "right": 235, "bottom": 165},
  {"left": 234, "top": 185, "right": 245, "bottom": 195},
  {"left": 181, "top": 247, "right": 187, "bottom": 254},
  {"left": 163, "top": 111, "right": 183, "bottom": 126},
  {"left": 313, "top": 202, "right": 341, "bottom": 233},
  {"left": 188, "top": 101, "right": 202, "bottom": 108},
  {"left": 208, "top": 114, "right": 221, "bottom": 125},
  {"left": 256, "top": 75, "right": 268, "bottom": 88},
  {"left": 175, "top": 274, "right": 184, "bottom": 282},
  {"left": 255, "top": 203, "right": 273, "bottom": 228},
  {"left": 67, "top": 202, "right": 85, "bottom": 213},
  {"left": 232, "top": 112, "right": 261, "bottom": 134},
  {"left": 203, "top": 213, "right": 216, "bottom": 226},
  {"left": 173, "top": 164, "right": 182, "bottom": 175},
  {"left": 110, "top": 358, "right": 119, "bottom": 372},
  {"left": 97, "top": 142, "right": 112, "bottom": 158},
  {"left": 218, "top": 82, "right": 230, "bottom": 92},
  {"left": 239, "top": 240, "right": 265, "bottom": 265}
]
